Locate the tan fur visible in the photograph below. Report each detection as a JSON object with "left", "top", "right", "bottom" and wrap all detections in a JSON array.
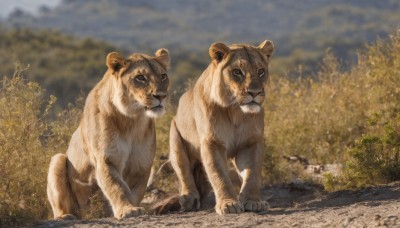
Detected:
[
  {"left": 170, "top": 40, "right": 274, "bottom": 215},
  {"left": 47, "top": 49, "right": 170, "bottom": 220}
]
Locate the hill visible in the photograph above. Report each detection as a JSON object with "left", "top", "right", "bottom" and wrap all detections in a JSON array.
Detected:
[
  {"left": 0, "top": 28, "right": 117, "bottom": 106},
  {"left": 4, "top": 0, "right": 400, "bottom": 74},
  {"left": 0, "top": 27, "right": 208, "bottom": 107}
]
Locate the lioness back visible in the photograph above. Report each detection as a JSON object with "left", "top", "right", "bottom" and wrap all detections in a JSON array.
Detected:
[{"left": 47, "top": 48, "right": 171, "bottom": 220}]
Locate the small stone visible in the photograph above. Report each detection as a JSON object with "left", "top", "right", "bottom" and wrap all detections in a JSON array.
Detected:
[
  {"left": 374, "top": 215, "right": 382, "bottom": 226},
  {"left": 383, "top": 215, "right": 398, "bottom": 226},
  {"left": 343, "top": 217, "right": 354, "bottom": 227}
]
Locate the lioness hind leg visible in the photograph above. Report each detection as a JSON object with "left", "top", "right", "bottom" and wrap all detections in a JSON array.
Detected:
[
  {"left": 192, "top": 162, "right": 214, "bottom": 210},
  {"left": 47, "top": 153, "right": 79, "bottom": 220},
  {"left": 169, "top": 119, "right": 200, "bottom": 211}
]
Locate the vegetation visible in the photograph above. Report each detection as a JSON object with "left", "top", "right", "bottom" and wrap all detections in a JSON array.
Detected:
[
  {"left": 0, "top": 27, "right": 207, "bottom": 108},
  {"left": 263, "top": 32, "right": 400, "bottom": 187},
  {"left": 325, "top": 114, "right": 400, "bottom": 191},
  {"left": 0, "top": 27, "right": 116, "bottom": 108},
  {"left": 0, "top": 66, "right": 81, "bottom": 226}
]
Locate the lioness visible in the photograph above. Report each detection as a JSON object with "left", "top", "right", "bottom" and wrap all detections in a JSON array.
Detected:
[
  {"left": 170, "top": 40, "right": 274, "bottom": 214},
  {"left": 47, "top": 49, "right": 170, "bottom": 220}
]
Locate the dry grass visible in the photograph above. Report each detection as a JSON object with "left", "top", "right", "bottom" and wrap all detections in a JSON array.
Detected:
[
  {"left": 263, "top": 32, "right": 400, "bottom": 185},
  {"left": 0, "top": 66, "right": 81, "bottom": 226}
]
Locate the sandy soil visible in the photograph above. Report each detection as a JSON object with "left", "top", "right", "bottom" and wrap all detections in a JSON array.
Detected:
[{"left": 36, "top": 182, "right": 400, "bottom": 228}]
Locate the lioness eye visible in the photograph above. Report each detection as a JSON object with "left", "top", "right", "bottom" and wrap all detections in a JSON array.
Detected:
[
  {"left": 161, "top": 74, "right": 168, "bottom": 81},
  {"left": 232, "top": 69, "right": 242, "bottom": 77},
  {"left": 258, "top": 69, "right": 265, "bottom": 78},
  {"left": 135, "top": 75, "right": 147, "bottom": 83}
]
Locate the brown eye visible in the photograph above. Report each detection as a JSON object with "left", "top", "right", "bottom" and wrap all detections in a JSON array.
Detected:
[
  {"left": 135, "top": 75, "right": 147, "bottom": 83},
  {"left": 161, "top": 74, "right": 168, "bottom": 81},
  {"left": 232, "top": 69, "right": 242, "bottom": 77},
  {"left": 258, "top": 69, "right": 265, "bottom": 78}
]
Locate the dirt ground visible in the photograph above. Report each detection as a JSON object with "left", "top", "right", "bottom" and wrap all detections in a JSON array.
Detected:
[{"left": 36, "top": 182, "right": 400, "bottom": 228}]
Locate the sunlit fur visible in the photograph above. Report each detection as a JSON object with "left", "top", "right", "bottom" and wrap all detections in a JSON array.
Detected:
[
  {"left": 47, "top": 49, "right": 170, "bottom": 220},
  {"left": 111, "top": 52, "right": 169, "bottom": 119},
  {"left": 168, "top": 40, "right": 274, "bottom": 215},
  {"left": 208, "top": 43, "right": 273, "bottom": 115}
]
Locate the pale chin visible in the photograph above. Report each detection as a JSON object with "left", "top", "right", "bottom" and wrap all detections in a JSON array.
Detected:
[
  {"left": 112, "top": 96, "right": 143, "bottom": 117},
  {"left": 145, "top": 106, "right": 166, "bottom": 118},
  {"left": 240, "top": 104, "right": 261, "bottom": 113}
]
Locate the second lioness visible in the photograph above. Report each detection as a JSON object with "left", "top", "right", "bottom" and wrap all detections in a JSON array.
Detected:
[{"left": 170, "top": 40, "right": 274, "bottom": 214}]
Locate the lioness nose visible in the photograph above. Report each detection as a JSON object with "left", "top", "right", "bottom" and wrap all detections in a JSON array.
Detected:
[
  {"left": 153, "top": 93, "right": 167, "bottom": 101},
  {"left": 247, "top": 88, "right": 262, "bottom": 98}
]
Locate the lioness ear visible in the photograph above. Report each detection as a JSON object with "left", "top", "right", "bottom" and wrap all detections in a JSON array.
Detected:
[
  {"left": 155, "top": 48, "right": 170, "bottom": 69},
  {"left": 106, "top": 52, "right": 126, "bottom": 74},
  {"left": 209, "top": 42, "right": 230, "bottom": 63},
  {"left": 258, "top": 40, "right": 275, "bottom": 59}
]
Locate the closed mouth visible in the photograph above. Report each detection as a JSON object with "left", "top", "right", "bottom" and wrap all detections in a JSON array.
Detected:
[
  {"left": 241, "top": 101, "right": 259, "bottom": 106},
  {"left": 146, "top": 105, "right": 163, "bottom": 110}
]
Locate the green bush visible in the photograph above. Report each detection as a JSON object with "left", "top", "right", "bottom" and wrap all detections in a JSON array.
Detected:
[{"left": 325, "top": 114, "right": 400, "bottom": 191}]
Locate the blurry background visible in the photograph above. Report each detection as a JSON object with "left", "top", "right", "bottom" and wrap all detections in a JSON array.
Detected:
[
  {"left": 1, "top": 0, "right": 400, "bottom": 106},
  {"left": 1, "top": 0, "right": 400, "bottom": 226},
  {"left": 0, "top": 0, "right": 61, "bottom": 17}
]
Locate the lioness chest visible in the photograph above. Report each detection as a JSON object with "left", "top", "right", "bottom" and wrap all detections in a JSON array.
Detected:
[
  {"left": 84, "top": 114, "right": 155, "bottom": 175},
  {"left": 213, "top": 113, "right": 263, "bottom": 157},
  {"left": 114, "top": 118, "right": 155, "bottom": 175}
]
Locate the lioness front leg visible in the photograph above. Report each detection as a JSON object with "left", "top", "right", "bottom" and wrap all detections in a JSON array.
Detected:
[
  {"left": 235, "top": 142, "right": 269, "bottom": 212},
  {"left": 201, "top": 139, "right": 244, "bottom": 215},
  {"left": 96, "top": 159, "right": 144, "bottom": 219}
]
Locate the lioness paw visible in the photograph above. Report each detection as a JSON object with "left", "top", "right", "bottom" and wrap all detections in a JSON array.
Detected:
[
  {"left": 118, "top": 206, "right": 145, "bottom": 219},
  {"left": 243, "top": 200, "right": 269, "bottom": 212},
  {"left": 179, "top": 193, "right": 200, "bottom": 211},
  {"left": 216, "top": 199, "right": 244, "bottom": 215},
  {"left": 55, "top": 214, "right": 78, "bottom": 221}
]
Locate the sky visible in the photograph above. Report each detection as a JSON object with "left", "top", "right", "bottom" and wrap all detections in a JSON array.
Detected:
[{"left": 0, "top": 0, "right": 61, "bottom": 18}]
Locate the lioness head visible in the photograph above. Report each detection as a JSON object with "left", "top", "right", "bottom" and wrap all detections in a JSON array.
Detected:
[
  {"left": 106, "top": 49, "right": 170, "bottom": 118},
  {"left": 208, "top": 40, "right": 274, "bottom": 113}
]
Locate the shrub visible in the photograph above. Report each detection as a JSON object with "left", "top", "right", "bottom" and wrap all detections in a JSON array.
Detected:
[
  {"left": 0, "top": 66, "right": 80, "bottom": 226},
  {"left": 325, "top": 113, "right": 400, "bottom": 191},
  {"left": 263, "top": 31, "right": 400, "bottom": 184}
]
